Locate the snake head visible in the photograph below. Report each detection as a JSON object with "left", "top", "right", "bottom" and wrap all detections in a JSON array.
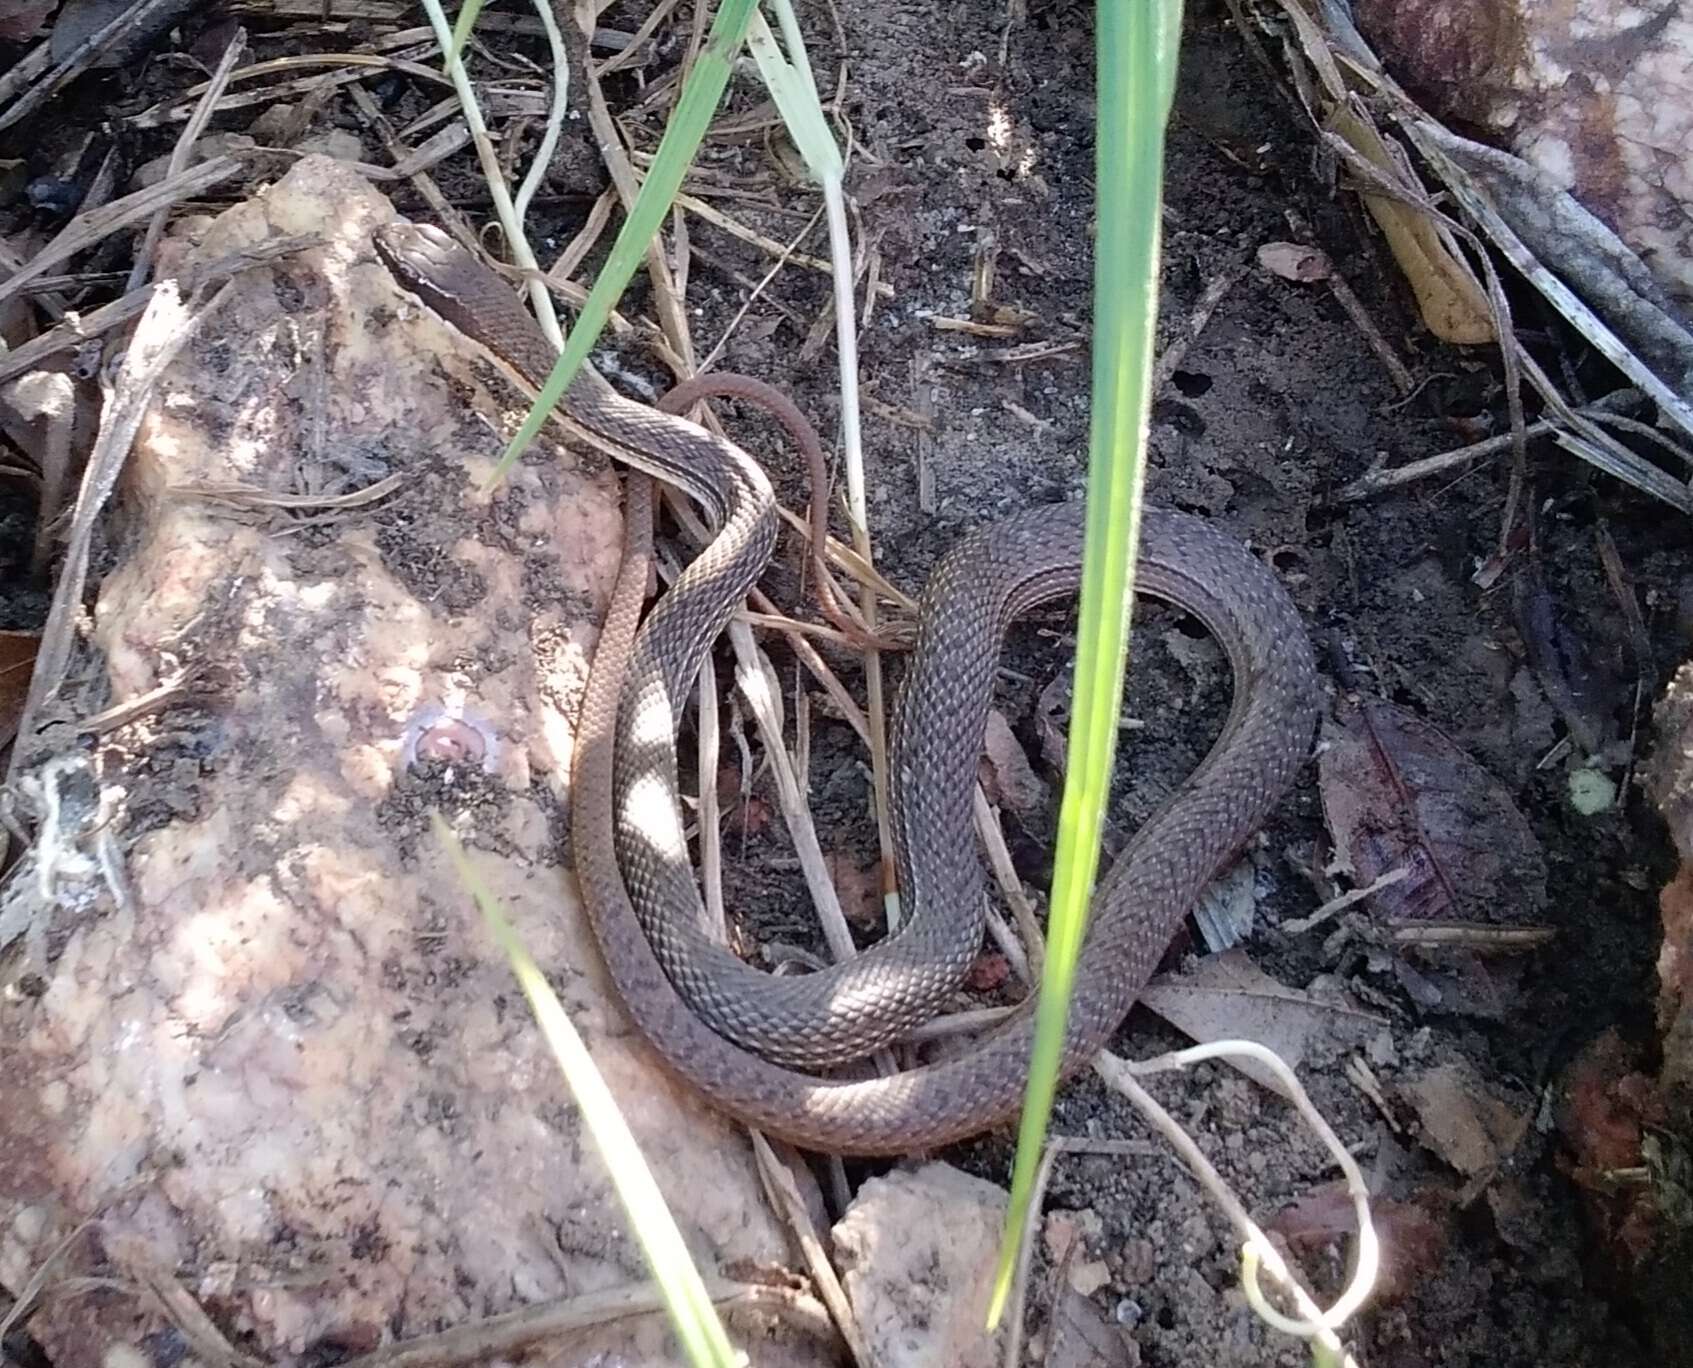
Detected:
[{"left": 373, "top": 221, "right": 478, "bottom": 319}]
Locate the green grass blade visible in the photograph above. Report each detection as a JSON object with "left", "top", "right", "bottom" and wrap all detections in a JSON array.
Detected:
[
  {"left": 444, "top": 0, "right": 486, "bottom": 72},
  {"left": 487, "top": 0, "right": 761, "bottom": 486},
  {"left": 987, "top": 0, "right": 1185, "bottom": 1330},
  {"left": 434, "top": 815, "right": 745, "bottom": 1368}
]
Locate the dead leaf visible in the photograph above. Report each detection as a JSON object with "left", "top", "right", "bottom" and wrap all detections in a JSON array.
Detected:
[
  {"left": 1258, "top": 241, "right": 1332, "bottom": 282},
  {"left": 1191, "top": 856, "right": 1258, "bottom": 953},
  {"left": 0, "top": 629, "right": 40, "bottom": 751},
  {"left": 1036, "top": 666, "right": 1074, "bottom": 772},
  {"left": 1139, "top": 949, "right": 1384, "bottom": 1097},
  {"left": 1513, "top": 561, "right": 1618, "bottom": 758},
  {"left": 823, "top": 851, "right": 881, "bottom": 930},
  {"left": 1318, "top": 699, "right": 1548, "bottom": 925},
  {"left": 965, "top": 952, "right": 1010, "bottom": 992},
  {"left": 978, "top": 707, "right": 1049, "bottom": 817},
  {"left": 1554, "top": 1031, "right": 1665, "bottom": 1267},
  {"left": 1325, "top": 104, "right": 1495, "bottom": 345},
  {"left": 0, "top": 0, "right": 55, "bottom": 40},
  {"left": 1558, "top": 1029, "right": 1661, "bottom": 1174},
  {"left": 1401, "top": 1060, "right": 1530, "bottom": 1179},
  {"left": 1046, "top": 1285, "right": 1138, "bottom": 1368},
  {"left": 1269, "top": 1181, "right": 1449, "bottom": 1305},
  {"left": 1044, "top": 1209, "right": 1132, "bottom": 1368}
]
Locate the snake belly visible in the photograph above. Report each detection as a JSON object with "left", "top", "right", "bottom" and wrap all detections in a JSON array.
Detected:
[{"left": 375, "top": 220, "right": 1321, "bottom": 1154}]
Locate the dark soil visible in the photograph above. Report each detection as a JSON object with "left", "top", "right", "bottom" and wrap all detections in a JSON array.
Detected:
[{"left": 2, "top": 0, "right": 1688, "bottom": 1364}]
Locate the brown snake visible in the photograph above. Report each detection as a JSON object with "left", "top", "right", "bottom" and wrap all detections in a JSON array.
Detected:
[{"left": 376, "top": 221, "right": 1321, "bottom": 1155}]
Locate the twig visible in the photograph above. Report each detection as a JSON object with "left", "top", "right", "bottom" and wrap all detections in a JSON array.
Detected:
[
  {"left": 673, "top": 191, "right": 892, "bottom": 296},
  {"left": 1152, "top": 262, "right": 1246, "bottom": 392},
  {"left": 1096, "top": 1044, "right": 1375, "bottom": 1355},
  {"left": 0, "top": 0, "right": 186, "bottom": 133},
  {"left": 337, "top": 1278, "right": 839, "bottom": 1366},
  {"left": 127, "top": 29, "right": 248, "bottom": 293},
  {"left": 0, "top": 157, "right": 245, "bottom": 310},
  {"left": 128, "top": 49, "right": 451, "bottom": 129},
  {"left": 6, "top": 280, "right": 233, "bottom": 788},
  {"left": 999, "top": 1138, "right": 1157, "bottom": 1368},
  {"left": 750, "top": 1134, "right": 872, "bottom": 1368},
  {"left": 0, "top": 234, "right": 320, "bottom": 388}
]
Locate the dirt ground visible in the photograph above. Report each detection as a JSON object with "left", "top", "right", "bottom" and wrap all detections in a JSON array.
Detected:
[{"left": 3, "top": 0, "right": 1690, "bottom": 1363}]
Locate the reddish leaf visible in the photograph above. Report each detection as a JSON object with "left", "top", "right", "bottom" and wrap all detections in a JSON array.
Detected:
[
  {"left": 965, "top": 953, "right": 1010, "bottom": 992},
  {"left": 823, "top": 851, "right": 880, "bottom": 929},
  {"left": 0, "top": 630, "right": 39, "bottom": 751},
  {"left": 1269, "top": 1182, "right": 1449, "bottom": 1306},
  {"left": 1319, "top": 699, "right": 1547, "bottom": 924}
]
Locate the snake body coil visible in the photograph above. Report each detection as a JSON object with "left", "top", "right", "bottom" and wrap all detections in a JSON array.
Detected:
[{"left": 376, "top": 221, "right": 1321, "bottom": 1155}]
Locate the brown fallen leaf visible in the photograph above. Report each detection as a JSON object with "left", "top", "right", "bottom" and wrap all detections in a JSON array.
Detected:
[
  {"left": 1139, "top": 949, "right": 1384, "bottom": 1097},
  {"left": 1046, "top": 1285, "right": 1138, "bottom": 1368},
  {"left": 965, "top": 952, "right": 1011, "bottom": 993},
  {"left": 1269, "top": 1181, "right": 1450, "bottom": 1306},
  {"left": 1319, "top": 699, "right": 1548, "bottom": 925},
  {"left": 1400, "top": 1060, "right": 1530, "bottom": 1181},
  {"left": 823, "top": 850, "right": 881, "bottom": 930},
  {"left": 978, "top": 707, "right": 1050, "bottom": 818},
  {"left": 1258, "top": 241, "right": 1332, "bottom": 282}
]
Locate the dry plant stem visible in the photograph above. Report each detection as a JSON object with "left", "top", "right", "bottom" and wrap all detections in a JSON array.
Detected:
[
  {"left": 750, "top": 1134, "right": 873, "bottom": 1368},
  {"left": 1097, "top": 1045, "right": 1375, "bottom": 1351},
  {"left": 1312, "top": 121, "right": 1687, "bottom": 509},
  {"left": 1269, "top": 16, "right": 1687, "bottom": 507},
  {"left": 1332, "top": 391, "right": 1643, "bottom": 502},
  {"left": 1151, "top": 263, "right": 1246, "bottom": 391},
  {"left": 594, "top": 0, "right": 684, "bottom": 77},
  {"left": 128, "top": 1256, "right": 258, "bottom": 1368},
  {"left": 675, "top": 191, "right": 892, "bottom": 296},
  {"left": 736, "top": 594, "right": 1032, "bottom": 984},
  {"left": 328, "top": 1279, "right": 840, "bottom": 1367},
  {"left": 815, "top": 179, "right": 899, "bottom": 928},
  {"left": 0, "top": 1218, "right": 96, "bottom": 1344},
  {"left": 1000, "top": 1138, "right": 1158, "bottom": 1368},
  {"left": 127, "top": 30, "right": 248, "bottom": 294},
  {"left": 129, "top": 50, "right": 453, "bottom": 130},
  {"left": 1277, "top": 865, "right": 1409, "bottom": 935},
  {"left": 346, "top": 85, "right": 477, "bottom": 245},
  {"left": 0, "top": 0, "right": 184, "bottom": 133},
  {"left": 549, "top": 188, "right": 617, "bottom": 283},
  {"left": 972, "top": 786, "right": 1039, "bottom": 980},
  {"left": 900, "top": 1003, "right": 1017, "bottom": 1044},
  {"left": 774, "top": 502, "right": 916, "bottom": 613},
  {"left": 0, "top": 157, "right": 244, "bottom": 310},
  {"left": 11, "top": 374, "right": 75, "bottom": 581},
  {"left": 0, "top": 39, "right": 49, "bottom": 107},
  {"left": 723, "top": 617, "right": 860, "bottom": 964},
  {"left": 415, "top": 0, "right": 561, "bottom": 344},
  {"left": 0, "top": 236, "right": 319, "bottom": 388},
  {"left": 510, "top": 0, "right": 569, "bottom": 223},
  {"left": 7, "top": 281, "right": 232, "bottom": 790},
  {"left": 579, "top": 47, "right": 697, "bottom": 368},
  {"left": 698, "top": 200, "right": 828, "bottom": 374}
]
